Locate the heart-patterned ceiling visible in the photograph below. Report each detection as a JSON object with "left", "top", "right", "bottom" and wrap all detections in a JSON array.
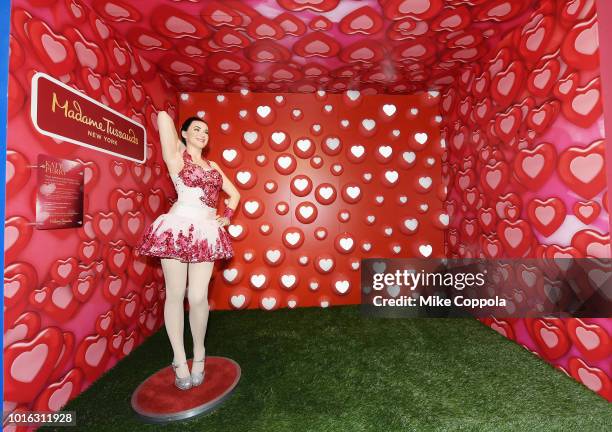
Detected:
[{"left": 85, "top": 0, "right": 537, "bottom": 94}]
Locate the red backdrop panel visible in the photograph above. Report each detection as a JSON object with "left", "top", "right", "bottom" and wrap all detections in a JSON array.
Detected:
[{"left": 178, "top": 91, "right": 445, "bottom": 311}]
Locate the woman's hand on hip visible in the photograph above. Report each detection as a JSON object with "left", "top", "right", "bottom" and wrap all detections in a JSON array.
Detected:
[{"left": 215, "top": 215, "right": 230, "bottom": 227}]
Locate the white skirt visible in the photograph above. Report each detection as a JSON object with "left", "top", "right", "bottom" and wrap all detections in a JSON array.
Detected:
[{"left": 136, "top": 201, "right": 234, "bottom": 263}]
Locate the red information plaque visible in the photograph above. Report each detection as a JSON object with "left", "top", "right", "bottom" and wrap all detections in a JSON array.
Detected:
[
  {"left": 36, "top": 154, "right": 84, "bottom": 230},
  {"left": 31, "top": 72, "right": 146, "bottom": 163}
]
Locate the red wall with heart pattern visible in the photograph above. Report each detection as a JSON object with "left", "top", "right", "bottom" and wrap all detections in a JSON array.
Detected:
[
  {"left": 440, "top": 1, "right": 612, "bottom": 401},
  {"left": 177, "top": 91, "right": 445, "bottom": 311},
  {"left": 4, "top": 0, "right": 178, "bottom": 419}
]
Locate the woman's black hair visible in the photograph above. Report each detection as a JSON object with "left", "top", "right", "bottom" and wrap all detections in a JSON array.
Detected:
[{"left": 180, "top": 117, "right": 208, "bottom": 144}]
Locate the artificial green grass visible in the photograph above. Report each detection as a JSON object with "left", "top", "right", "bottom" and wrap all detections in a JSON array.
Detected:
[{"left": 42, "top": 305, "right": 611, "bottom": 431}]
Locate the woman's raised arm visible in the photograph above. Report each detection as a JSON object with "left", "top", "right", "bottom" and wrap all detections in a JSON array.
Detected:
[{"left": 157, "top": 111, "right": 182, "bottom": 162}]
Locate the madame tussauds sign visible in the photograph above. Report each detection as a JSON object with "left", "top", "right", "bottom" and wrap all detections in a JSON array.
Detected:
[{"left": 31, "top": 72, "right": 146, "bottom": 163}]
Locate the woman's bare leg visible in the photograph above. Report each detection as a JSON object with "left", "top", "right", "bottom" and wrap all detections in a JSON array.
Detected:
[
  {"left": 187, "top": 261, "right": 214, "bottom": 376},
  {"left": 161, "top": 258, "right": 189, "bottom": 379}
]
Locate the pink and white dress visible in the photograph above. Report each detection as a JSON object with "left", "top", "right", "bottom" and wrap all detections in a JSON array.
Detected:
[{"left": 136, "top": 149, "right": 234, "bottom": 262}]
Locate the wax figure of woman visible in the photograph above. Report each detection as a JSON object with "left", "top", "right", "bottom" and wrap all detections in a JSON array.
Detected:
[{"left": 135, "top": 111, "right": 241, "bottom": 390}]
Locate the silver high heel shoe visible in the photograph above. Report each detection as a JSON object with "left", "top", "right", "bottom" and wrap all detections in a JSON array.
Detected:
[
  {"left": 171, "top": 360, "right": 193, "bottom": 390},
  {"left": 191, "top": 350, "right": 206, "bottom": 387}
]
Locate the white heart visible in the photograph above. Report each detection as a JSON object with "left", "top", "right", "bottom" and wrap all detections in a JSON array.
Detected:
[
  {"left": 378, "top": 146, "right": 393, "bottom": 158},
  {"left": 294, "top": 178, "right": 309, "bottom": 191},
  {"left": 419, "top": 176, "right": 432, "bottom": 189},
  {"left": 319, "top": 187, "right": 334, "bottom": 200},
  {"left": 335, "top": 280, "right": 350, "bottom": 294},
  {"left": 346, "top": 186, "right": 361, "bottom": 199},
  {"left": 271, "top": 131, "right": 286, "bottom": 144},
  {"left": 231, "top": 295, "right": 245, "bottom": 308},
  {"left": 281, "top": 274, "right": 296, "bottom": 287},
  {"left": 339, "top": 237, "right": 353, "bottom": 250},
  {"left": 385, "top": 171, "right": 399, "bottom": 183},
  {"left": 285, "top": 232, "right": 301, "bottom": 245},
  {"left": 318, "top": 258, "right": 333, "bottom": 272},
  {"left": 262, "top": 297, "right": 276, "bottom": 309},
  {"left": 326, "top": 137, "right": 340, "bottom": 150},
  {"left": 299, "top": 205, "right": 314, "bottom": 218},
  {"left": 251, "top": 274, "right": 266, "bottom": 288},
  {"left": 362, "top": 119, "right": 375, "bottom": 131},
  {"left": 244, "top": 200, "right": 260, "bottom": 213},
  {"left": 266, "top": 249, "right": 281, "bottom": 263},
  {"left": 228, "top": 224, "right": 243, "bottom": 237},
  {"left": 257, "top": 105, "right": 271, "bottom": 118},
  {"left": 382, "top": 104, "right": 396, "bottom": 116},
  {"left": 387, "top": 285, "right": 400, "bottom": 297},
  {"left": 244, "top": 131, "right": 258, "bottom": 144},
  {"left": 403, "top": 151, "right": 416, "bottom": 163},
  {"left": 223, "top": 148, "right": 237, "bottom": 162},
  {"left": 278, "top": 156, "right": 292, "bottom": 169},
  {"left": 404, "top": 219, "right": 418, "bottom": 231},
  {"left": 415, "top": 132, "right": 428, "bottom": 144},
  {"left": 297, "top": 139, "right": 311, "bottom": 152},
  {"left": 351, "top": 145, "right": 365, "bottom": 158},
  {"left": 346, "top": 90, "right": 360, "bottom": 101},
  {"left": 419, "top": 244, "right": 433, "bottom": 257},
  {"left": 223, "top": 268, "right": 238, "bottom": 282}
]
